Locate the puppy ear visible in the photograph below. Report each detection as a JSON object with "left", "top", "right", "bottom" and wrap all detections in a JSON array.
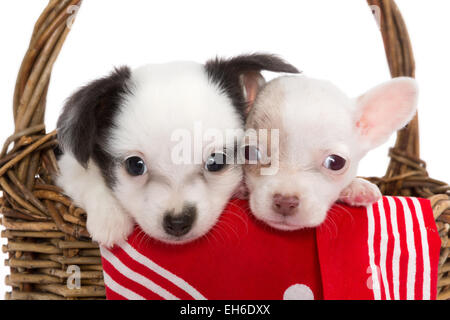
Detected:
[
  {"left": 354, "top": 77, "right": 418, "bottom": 150},
  {"left": 240, "top": 71, "right": 266, "bottom": 115},
  {"left": 205, "top": 54, "right": 299, "bottom": 117},
  {"left": 57, "top": 66, "right": 132, "bottom": 168}
]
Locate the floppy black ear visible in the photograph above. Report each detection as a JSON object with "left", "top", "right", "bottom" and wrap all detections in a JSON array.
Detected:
[
  {"left": 205, "top": 54, "right": 300, "bottom": 117},
  {"left": 57, "top": 66, "right": 132, "bottom": 168}
]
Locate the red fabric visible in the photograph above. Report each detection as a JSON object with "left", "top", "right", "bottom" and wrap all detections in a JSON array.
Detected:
[{"left": 101, "top": 196, "right": 441, "bottom": 300}]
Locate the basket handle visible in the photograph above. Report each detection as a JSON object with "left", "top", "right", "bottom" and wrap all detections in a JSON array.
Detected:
[
  {"left": 367, "top": 0, "right": 419, "bottom": 157},
  {"left": 366, "top": 0, "right": 423, "bottom": 195},
  {"left": 12, "top": 0, "right": 81, "bottom": 134}
]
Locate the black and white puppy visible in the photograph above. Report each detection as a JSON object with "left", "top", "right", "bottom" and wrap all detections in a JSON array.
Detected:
[{"left": 56, "top": 54, "right": 299, "bottom": 247}]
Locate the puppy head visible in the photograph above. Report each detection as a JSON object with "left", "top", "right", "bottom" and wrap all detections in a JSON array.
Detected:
[
  {"left": 244, "top": 76, "right": 418, "bottom": 230},
  {"left": 57, "top": 55, "right": 298, "bottom": 244}
]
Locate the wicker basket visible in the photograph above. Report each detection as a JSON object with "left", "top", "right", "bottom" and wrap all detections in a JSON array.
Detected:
[{"left": 0, "top": 0, "right": 448, "bottom": 300}]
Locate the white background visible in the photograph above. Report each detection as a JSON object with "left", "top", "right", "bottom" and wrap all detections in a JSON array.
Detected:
[{"left": 0, "top": 0, "right": 449, "bottom": 299}]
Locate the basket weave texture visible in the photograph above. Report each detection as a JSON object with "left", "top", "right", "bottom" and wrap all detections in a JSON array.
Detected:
[{"left": 0, "top": 0, "right": 449, "bottom": 300}]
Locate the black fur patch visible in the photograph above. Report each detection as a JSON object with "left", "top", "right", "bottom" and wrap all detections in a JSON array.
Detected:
[
  {"left": 204, "top": 54, "right": 299, "bottom": 121},
  {"left": 57, "top": 66, "right": 133, "bottom": 188}
]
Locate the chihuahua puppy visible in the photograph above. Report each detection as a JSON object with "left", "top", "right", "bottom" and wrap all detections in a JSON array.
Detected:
[
  {"left": 56, "top": 54, "right": 299, "bottom": 246},
  {"left": 243, "top": 75, "right": 418, "bottom": 230}
]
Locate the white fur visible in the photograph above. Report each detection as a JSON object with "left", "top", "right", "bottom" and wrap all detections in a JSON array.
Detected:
[
  {"left": 245, "top": 76, "right": 418, "bottom": 230},
  {"left": 57, "top": 62, "right": 244, "bottom": 246},
  {"left": 57, "top": 155, "right": 135, "bottom": 247}
]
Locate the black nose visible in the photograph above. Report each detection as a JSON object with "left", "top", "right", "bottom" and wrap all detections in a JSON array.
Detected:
[{"left": 163, "top": 205, "right": 197, "bottom": 237}]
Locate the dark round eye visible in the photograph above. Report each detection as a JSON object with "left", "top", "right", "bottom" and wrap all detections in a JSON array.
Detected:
[
  {"left": 323, "top": 154, "right": 347, "bottom": 171},
  {"left": 125, "top": 156, "right": 147, "bottom": 176},
  {"left": 243, "top": 145, "right": 261, "bottom": 163},
  {"left": 205, "top": 152, "right": 227, "bottom": 172}
]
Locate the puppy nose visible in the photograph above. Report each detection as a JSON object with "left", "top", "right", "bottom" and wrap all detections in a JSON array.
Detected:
[
  {"left": 163, "top": 205, "right": 196, "bottom": 237},
  {"left": 272, "top": 194, "right": 300, "bottom": 216}
]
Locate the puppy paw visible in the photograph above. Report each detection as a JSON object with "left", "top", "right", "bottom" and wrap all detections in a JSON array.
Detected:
[
  {"left": 87, "top": 204, "right": 135, "bottom": 248},
  {"left": 338, "top": 178, "right": 382, "bottom": 207}
]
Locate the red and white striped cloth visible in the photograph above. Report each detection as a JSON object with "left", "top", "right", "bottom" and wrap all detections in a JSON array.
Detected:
[{"left": 100, "top": 196, "right": 441, "bottom": 300}]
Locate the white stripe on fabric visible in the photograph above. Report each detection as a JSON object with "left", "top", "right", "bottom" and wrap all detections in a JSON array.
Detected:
[
  {"left": 101, "top": 246, "right": 179, "bottom": 300},
  {"left": 398, "top": 197, "right": 416, "bottom": 300},
  {"left": 411, "top": 197, "right": 431, "bottom": 300},
  {"left": 367, "top": 203, "right": 381, "bottom": 300},
  {"left": 103, "top": 271, "right": 145, "bottom": 300},
  {"left": 119, "top": 242, "right": 207, "bottom": 300},
  {"left": 377, "top": 198, "right": 391, "bottom": 300},
  {"left": 386, "top": 196, "right": 401, "bottom": 300}
]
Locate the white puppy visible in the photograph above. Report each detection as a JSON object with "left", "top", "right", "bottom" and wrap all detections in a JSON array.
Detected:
[
  {"left": 56, "top": 55, "right": 299, "bottom": 246},
  {"left": 243, "top": 75, "right": 418, "bottom": 230}
]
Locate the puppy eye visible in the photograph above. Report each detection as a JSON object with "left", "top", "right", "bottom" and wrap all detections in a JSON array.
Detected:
[
  {"left": 205, "top": 152, "right": 227, "bottom": 172},
  {"left": 125, "top": 156, "right": 147, "bottom": 176},
  {"left": 323, "top": 154, "right": 347, "bottom": 171},
  {"left": 243, "top": 145, "right": 261, "bottom": 163}
]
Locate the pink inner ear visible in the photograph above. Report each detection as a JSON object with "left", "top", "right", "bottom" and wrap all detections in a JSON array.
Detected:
[
  {"left": 355, "top": 120, "right": 369, "bottom": 136},
  {"left": 356, "top": 78, "right": 418, "bottom": 148},
  {"left": 242, "top": 72, "right": 265, "bottom": 115}
]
